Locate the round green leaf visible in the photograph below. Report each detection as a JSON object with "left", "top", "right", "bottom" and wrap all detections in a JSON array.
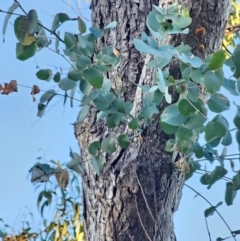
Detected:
[
  {"left": 117, "top": 134, "right": 130, "bottom": 149},
  {"left": 205, "top": 121, "right": 226, "bottom": 142},
  {"left": 183, "top": 111, "right": 207, "bottom": 129},
  {"left": 106, "top": 113, "right": 122, "bottom": 128},
  {"left": 53, "top": 72, "right": 61, "bottom": 82},
  {"left": 178, "top": 99, "right": 195, "bottom": 116},
  {"left": 128, "top": 119, "right": 138, "bottom": 130},
  {"left": 27, "top": 9, "right": 38, "bottom": 34},
  {"left": 58, "top": 77, "right": 76, "bottom": 91},
  {"left": 233, "top": 50, "right": 240, "bottom": 78},
  {"left": 80, "top": 80, "right": 92, "bottom": 96},
  {"left": 159, "top": 121, "right": 178, "bottom": 134},
  {"left": 193, "top": 141, "right": 204, "bottom": 158},
  {"left": 207, "top": 93, "right": 230, "bottom": 113},
  {"left": 221, "top": 131, "right": 232, "bottom": 146},
  {"left": 225, "top": 182, "right": 236, "bottom": 206},
  {"left": 204, "top": 69, "right": 224, "bottom": 94},
  {"left": 91, "top": 155, "right": 105, "bottom": 175},
  {"left": 236, "top": 129, "right": 240, "bottom": 145},
  {"left": 68, "top": 70, "right": 84, "bottom": 81},
  {"left": 161, "top": 104, "right": 187, "bottom": 126},
  {"left": 209, "top": 50, "right": 226, "bottom": 70},
  {"left": 16, "top": 42, "right": 37, "bottom": 61},
  {"left": 83, "top": 67, "right": 103, "bottom": 88},
  {"left": 88, "top": 141, "right": 101, "bottom": 156},
  {"left": 101, "top": 138, "right": 116, "bottom": 154},
  {"left": 36, "top": 69, "right": 52, "bottom": 81},
  {"left": 64, "top": 32, "right": 76, "bottom": 49},
  {"left": 78, "top": 16, "right": 86, "bottom": 33}
]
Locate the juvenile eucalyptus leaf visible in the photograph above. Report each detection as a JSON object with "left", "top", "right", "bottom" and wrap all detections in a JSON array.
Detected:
[
  {"left": 106, "top": 113, "right": 123, "bottom": 128},
  {"left": 128, "top": 119, "right": 138, "bottom": 130},
  {"left": 222, "top": 78, "right": 239, "bottom": 96},
  {"left": 67, "top": 149, "right": 84, "bottom": 175},
  {"left": 80, "top": 80, "right": 92, "bottom": 95},
  {"left": 225, "top": 182, "right": 236, "bottom": 206},
  {"left": 88, "top": 141, "right": 101, "bottom": 156},
  {"left": 68, "top": 70, "right": 84, "bottom": 81},
  {"left": 160, "top": 121, "right": 178, "bottom": 134},
  {"left": 134, "top": 39, "right": 176, "bottom": 59},
  {"left": 124, "top": 101, "right": 133, "bottom": 114},
  {"left": 204, "top": 202, "right": 222, "bottom": 217},
  {"left": 37, "top": 103, "right": 46, "bottom": 117},
  {"left": 101, "top": 138, "right": 116, "bottom": 154},
  {"left": 233, "top": 105, "right": 240, "bottom": 128},
  {"left": 36, "top": 69, "right": 52, "bottom": 81},
  {"left": 27, "top": 9, "right": 38, "bottom": 34},
  {"left": 16, "top": 42, "right": 37, "bottom": 61},
  {"left": 89, "top": 27, "right": 104, "bottom": 38},
  {"left": 207, "top": 93, "right": 230, "bottom": 113},
  {"left": 83, "top": 67, "right": 103, "bottom": 88},
  {"left": 207, "top": 166, "right": 228, "bottom": 189},
  {"left": 204, "top": 69, "right": 224, "bottom": 94},
  {"left": 161, "top": 104, "right": 187, "bottom": 126},
  {"left": 183, "top": 111, "right": 207, "bottom": 129},
  {"left": 185, "top": 161, "right": 201, "bottom": 180},
  {"left": 64, "top": 32, "right": 76, "bottom": 50},
  {"left": 233, "top": 50, "right": 240, "bottom": 78},
  {"left": 117, "top": 134, "right": 130, "bottom": 149},
  {"left": 53, "top": 72, "right": 61, "bottom": 82},
  {"left": 178, "top": 99, "right": 196, "bottom": 116},
  {"left": 193, "top": 141, "right": 204, "bottom": 158},
  {"left": 232, "top": 171, "right": 240, "bottom": 190},
  {"left": 40, "top": 90, "right": 56, "bottom": 104},
  {"left": 221, "top": 131, "right": 232, "bottom": 146},
  {"left": 73, "top": 105, "right": 90, "bottom": 124},
  {"left": 78, "top": 16, "right": 86, "bottom": 33},
  {"left": 236, "top": 129, "right": 240, "bottom": 146},
  {"left": 91, "top": 155, "right": 105, "bottom": 175},
  {"left": 51, "top": 13, "right": 70, "bottom": 31},
  {"left": 205, "top": 121, "right": 226, "bottom": 144},
  {"left": 140, "top": 104, "right": 159, "bottom": 119},
  {"left": 177, "top": 53, "right": 203, "bottom": 68},
  {"left": 58, "top": 78, "right": 76, "bottom": 91},
  {"left": 2, "top": 2, "right": 19, "bottom": 42},
  {"left": 208, "top": 50, "right": 226, "bottom": 70},
  {"left": 104, "top": 21, "right": 117, "bottom": 30}
]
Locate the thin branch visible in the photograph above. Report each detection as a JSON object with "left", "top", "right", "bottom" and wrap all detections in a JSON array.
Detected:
[
  {"left": 205, "top": 217, "right": 212, "bottom": 241},
  {"left": 173, "top": 172, "right": 237, "bottom": 241},
  {"left": 135, "top": 173, "right": 157, "bottom": 225},
  {"left": 134, "top": 195, "right": 152, "bottom": 241},
  {"left": 222, "top": 43, "right": 233, "bottom": 55},
  {"left": 14, "top": 0, "right": 27, "bottom": 14},
  {"left": 17, "top": 83, "right": 81, "bottom": 102},
  {"left": 0, "top": 9, "right": 24, "bottom": 16},
  {"left": 46, "top": 46, "right": 76, "bottom": 70}
]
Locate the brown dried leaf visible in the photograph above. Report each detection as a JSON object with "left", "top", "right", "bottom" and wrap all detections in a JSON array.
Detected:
[
  {"left": 55, "top": 168, "right": 69, "bottom": 189},
  {"left": 176, "top": 158, "right": 190, "bottom": 174},
  {"left": 1, "top": 80, "right": 18, "bottom": 95},
  {"left": 31, "top": 84, "right": 40, "bottom": 95}
]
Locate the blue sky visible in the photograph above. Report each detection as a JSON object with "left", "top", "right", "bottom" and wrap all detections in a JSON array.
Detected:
[{"left": 0, "top": 1, "right": 240, "bottom": 240}]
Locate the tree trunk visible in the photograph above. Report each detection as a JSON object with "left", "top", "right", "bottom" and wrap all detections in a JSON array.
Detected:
[{"left": 74, "top": 0, "right": 231, "bottom": 240}]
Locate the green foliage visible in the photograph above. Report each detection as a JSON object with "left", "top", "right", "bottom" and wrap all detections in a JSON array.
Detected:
[{"left": 3, "top": 2, "right": 240, "bottom": 239}]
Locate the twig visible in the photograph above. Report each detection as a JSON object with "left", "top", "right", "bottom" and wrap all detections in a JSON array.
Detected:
[
  {"left": 173, "top": 172, "right": 237, "bottom": 241},
  {"left": 46, "top": 46, "right": 76, "bottom": 70},
  {"left": 0, "top": 9, "right": 24, "bottom": 16},
  {"left": 135, "top": 195, "right": 152, "bottom": 241},
  {"left": 135, "top": 173, "right": 157, "bottom": 225},
  {"left": 205, "top": 217, "right": 212, "bottom": 241}
]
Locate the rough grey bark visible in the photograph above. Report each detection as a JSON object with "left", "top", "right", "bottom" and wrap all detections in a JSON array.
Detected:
[{"left": 74, "top": 0, "right": 231, "bottom": 240}]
